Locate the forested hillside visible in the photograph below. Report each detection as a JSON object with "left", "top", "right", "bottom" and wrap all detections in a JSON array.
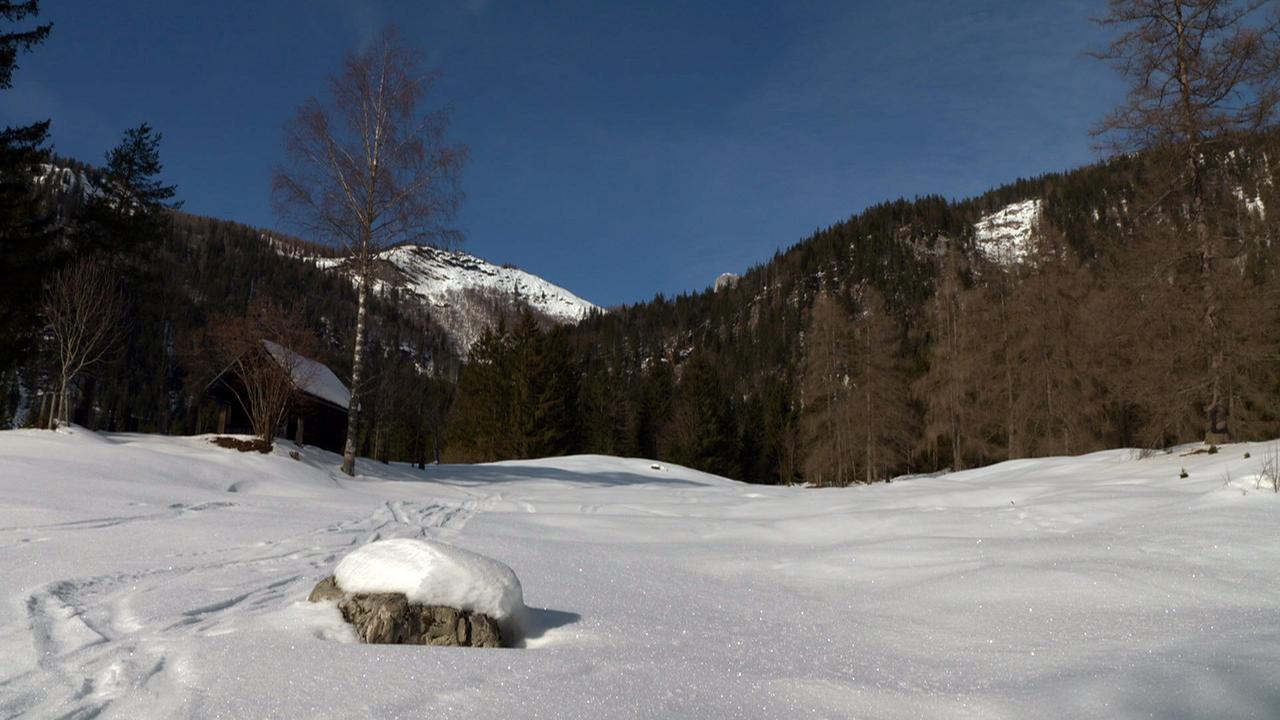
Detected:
[
  {"left": 10, "top": 129, "right": 1280, "bottom": 484},
  {"left": 533, "top": 131, "right": 1280, "bottom": 484},
  {"left": 2, "top": 156, "right": 454, "bottom": 453}
]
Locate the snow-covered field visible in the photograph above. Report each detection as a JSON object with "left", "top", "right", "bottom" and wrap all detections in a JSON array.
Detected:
[{"left": 1, "top": 429, "right": 1277, "bottom": 719}]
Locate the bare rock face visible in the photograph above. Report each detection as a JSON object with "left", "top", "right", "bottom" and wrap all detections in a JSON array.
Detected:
[{"left": 308, "top": 576, "right": 502, "bottom": 648}]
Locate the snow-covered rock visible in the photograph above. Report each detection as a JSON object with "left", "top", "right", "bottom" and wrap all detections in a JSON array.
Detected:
[
  {"left": 714, "top": 272, "right": 740, "bottom": 291},
  {"left": 334, "top": 538, "right": 525, "bottom": 640},
  {"left": 974, "top": 198, "right": 1041, "bottom": 265},
  {"left": 35, "top": 163, "right": 94, "bottom": 199},
  {"left": 308, "top": 575, "right": 503, "bottom": 647}
]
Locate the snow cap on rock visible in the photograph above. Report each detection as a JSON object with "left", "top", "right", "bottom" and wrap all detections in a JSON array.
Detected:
[{"left": 334, "top": 538, "right": 525, "bottom": 639}]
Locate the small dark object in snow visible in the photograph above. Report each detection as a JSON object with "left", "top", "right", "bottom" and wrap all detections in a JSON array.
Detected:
[
  {"left": 1245, "top": 452, "right": 1252, "bottom": 459},
  {"left": 650, "top": 463, "right": 665, "bottom": 471},
  {"left": 212, "top": 436, "right": 271, "bottom": 453},
  {"left": 308, "top": 576, "right": 502, "bottom": 648},
  {"left": 289, "top": 450, "right": 301, "bottom": 461},
  {"left": 1179, "top": 468, "right": 1189, "bottom": 479}
]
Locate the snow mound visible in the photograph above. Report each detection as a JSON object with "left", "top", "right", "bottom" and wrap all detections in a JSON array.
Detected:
[{"left": 334, "top": 538, "right": 525, "bottom": 638}]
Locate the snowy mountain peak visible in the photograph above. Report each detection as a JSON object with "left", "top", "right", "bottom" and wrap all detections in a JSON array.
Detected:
[
  {"left": 378, "top": 244, "right": 598, "bottom": 325},
  {"left": 276, "top": 240, "right": 600, "bottom": 356}
]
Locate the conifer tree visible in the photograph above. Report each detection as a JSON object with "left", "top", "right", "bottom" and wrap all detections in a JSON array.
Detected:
[
  {"left": 529, "top": 325, "right": 581, "bottom": 457},
  {"left": 665, "top": 352, "right": 739, "bottom": 478},
  {"left": 508, "top": 312, "right": 542, "bottom": 457},
  {"left": 85, "top": 123, "right": 179, "bottom": 260},
  {"left": 0, "top": 0, "right": 52, "bottom": 368},
  {"left": 446, "top": 322, "right": 512, "bottom": 462}
]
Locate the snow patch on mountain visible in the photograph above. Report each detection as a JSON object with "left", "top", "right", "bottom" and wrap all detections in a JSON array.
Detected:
[
  {"left": 974, "top": 199, "right": 1041, "bottom": 265},
  {"left": 714, "top": 272, "right": 740, "bottom": 292},
  {"left": 1233, "top": 186, "right": 1267, "bottom": 219},
  {"left": 273, "top": 241, "right": 599, "bottom": 355},
  {"left": 34, "top": 163, "right": 100, "bottom": 206},
  {"left": 380, "top": 245, "right": 597, "bottom": 325}
]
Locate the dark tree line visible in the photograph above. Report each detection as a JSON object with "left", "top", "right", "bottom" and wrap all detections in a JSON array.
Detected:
[{"left": 446, "top": 312, "right": 581, "bottom": 462}]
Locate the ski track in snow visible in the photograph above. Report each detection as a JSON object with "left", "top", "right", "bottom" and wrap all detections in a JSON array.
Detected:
[{"left": 1, "top": 477, "right": 491, "bottom": 719}]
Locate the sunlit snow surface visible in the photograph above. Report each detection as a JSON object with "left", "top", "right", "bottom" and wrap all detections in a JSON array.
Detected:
[{"left": 1, "top": 428, "right": 1278, "bottom": 719}]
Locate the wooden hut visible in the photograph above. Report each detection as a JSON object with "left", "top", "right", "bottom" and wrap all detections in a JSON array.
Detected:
[{"left": 204, "top": 341, "right": 350, "bottom": 453}]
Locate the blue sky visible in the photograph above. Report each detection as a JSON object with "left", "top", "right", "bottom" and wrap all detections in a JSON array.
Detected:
[{"left": 1, "top": 1, "right": 1124, "bottom": 307}]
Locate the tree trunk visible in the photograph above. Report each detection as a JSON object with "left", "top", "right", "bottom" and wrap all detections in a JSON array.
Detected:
[
  {"left": 1171, "top": 0, "right": 1229, "bottom": 444},
  {"left": 341, "top": 273, "right": 369, "bottom": 476},
  {"left": 51, "top": 374, "right": 69, "bottom": 429},
  {"left": 1201, "top": 196, "right": 1229, "bottom": 443}
]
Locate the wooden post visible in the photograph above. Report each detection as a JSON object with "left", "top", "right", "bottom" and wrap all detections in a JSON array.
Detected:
[
  {"left": 295, "top": 416, "right": 305, "bottom": 447},
  {"left": 217, "top": 406, "right": 228, "bottom": 435}
]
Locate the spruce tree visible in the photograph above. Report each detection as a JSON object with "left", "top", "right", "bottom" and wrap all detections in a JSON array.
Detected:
[
  {"left": 446, "top": 322, "right": 513, "bottom": 462},
  {"left": 82, "top": 123, "right": 179, "bottom": 262},
  {"left": 0, "top": 0, "right": 52, "bottom": 368},
  {"left": 529, "top": 325, "right": 581, "bottom": 457},
  {"left": 665, "top": 352, "right": 739, "bottom": 479}
]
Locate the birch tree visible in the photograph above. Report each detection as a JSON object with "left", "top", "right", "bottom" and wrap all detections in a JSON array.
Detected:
[
  {"left": 273, "top": 28, "right": 466, "bottom": 475},
  {"left": 40, "top": 259, "right": 124, "bottom": 428}
]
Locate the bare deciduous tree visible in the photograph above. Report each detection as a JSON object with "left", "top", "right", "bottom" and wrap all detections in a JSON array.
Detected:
[
  {"left": 273, "top": 28, "right": 466, "bottom": 475},
  {"left": 801, "top": 289, "right": 915, "bottom": 485},
  {"left": 40, "top": 259, "right": 124, "bottom": 429},
  {"left": 917, "top": 248, "right": 979, "bottom": 470},
  {"left": 1094, "top": 0, "right": 1280, "bottom": 443},
  {"left": 849, "top": 290, "right": 916, "bottom": 484},
  {"left": 801, "top": 292, "right": 857, "bottom": 486}
]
